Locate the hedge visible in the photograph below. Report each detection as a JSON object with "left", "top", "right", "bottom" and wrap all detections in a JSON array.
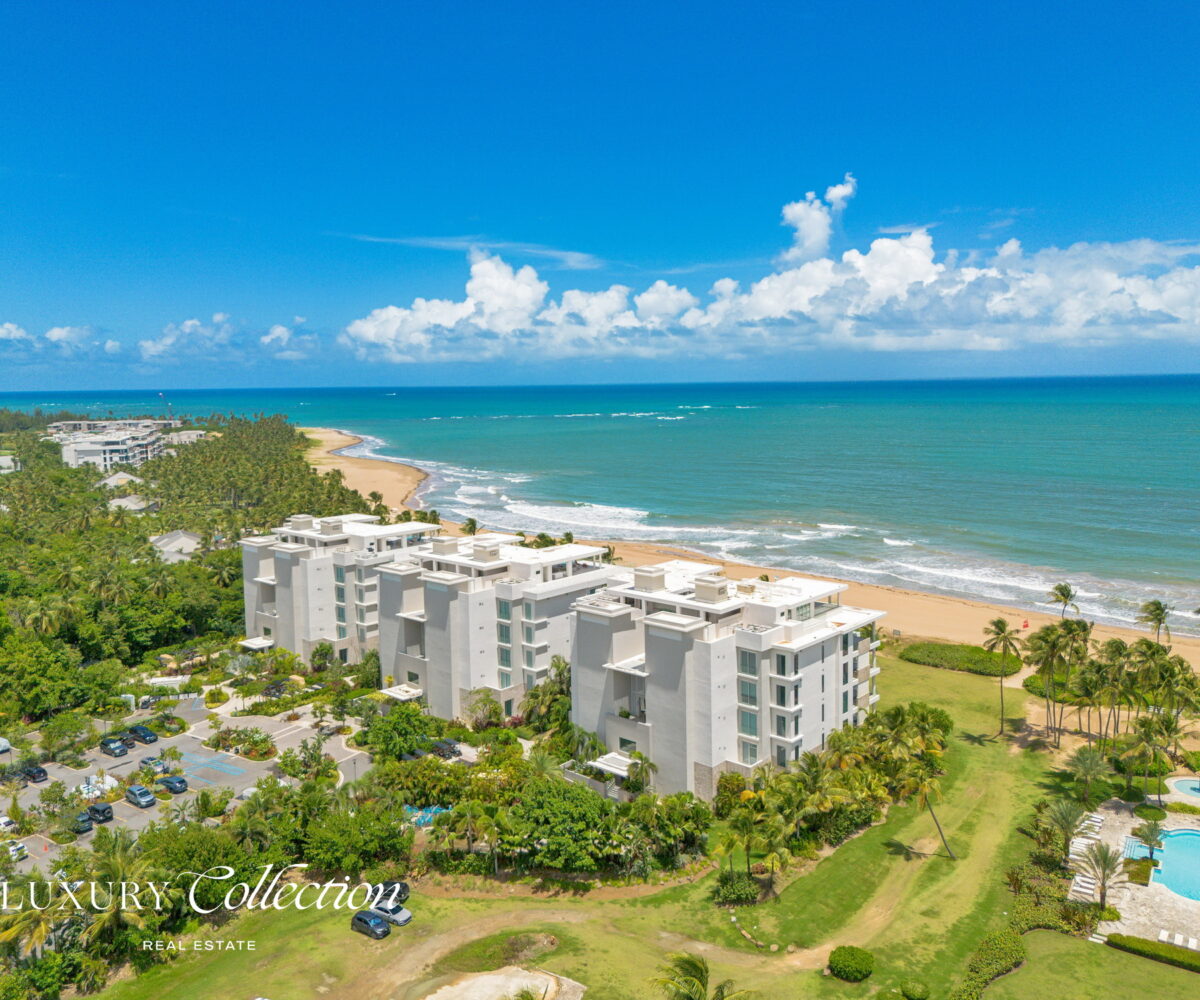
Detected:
[
  {"left": 1133, "top": 804, "right": 1167, "bottom": 821},
  {"left": 712, "top": 870, "right": 760, "bottom": 906},
  {"left": 828, "top": 945, "right": 874, "bottom": 982},
  {"left": 947, "top": 927, "right": 1026, "bottom": 1000},
  {"left": 898, "top": 642, "right": 1017, "bottom": 677},
  {"left": 1167, "top": 802, "right": 1200, "bottom": 815},
  {"left": 900, "top": 982, "right": 930, "bottom": 1000},
  {"left": 1106, "top": 934, "right": 1200, "bottom": 974}
]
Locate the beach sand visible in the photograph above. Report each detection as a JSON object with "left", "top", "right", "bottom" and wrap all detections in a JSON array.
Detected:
[{"left": 301, "top": 426, "right": 1200, "bottom": 665}]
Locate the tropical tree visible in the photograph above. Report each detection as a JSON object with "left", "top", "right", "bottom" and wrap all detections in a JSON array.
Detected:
[
  {"left": 982, "top": 617, "right": 1020, "bottom": 734},
  {"left": 1048, "top": 582, "right": 1080, "bottom": 618},
  {"left": 1080, "top": 841, "right": 1125, "bottom": 909},
  {"left": 901, "top": 766, "right": 955, "bottom": 859},
  {"left": 1136, "top": 599, "right": 1172, "bottom": 644},
  {"left": 626, "top": 751, "right": 658, "bottom": 793},
  {"left": 1066, "top": 746, "right": 1112, "bottom": 806},
  {"left": 1044, "top": 798, "right": 1085, "bottom": 863},
  {"left": 651, "top": 951, "right": 754, "bottom": 1000},
  {"left": 1133, "top": 820, "right": 1164, "bottom": 862}
]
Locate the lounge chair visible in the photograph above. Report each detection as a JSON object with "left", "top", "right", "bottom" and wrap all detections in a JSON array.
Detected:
[{"left": 1159, "top": 930, "right": 1171, "bottom": 943}]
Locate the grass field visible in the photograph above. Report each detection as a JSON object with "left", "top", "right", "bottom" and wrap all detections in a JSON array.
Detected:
[{"left": 95, "top": 657, "right": 1185, "bottom": 1000}]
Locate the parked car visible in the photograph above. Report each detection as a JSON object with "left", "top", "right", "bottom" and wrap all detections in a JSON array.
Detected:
[
  {"left": 21, "top": 764, "right": 48, "bottom": 783},
  {"left": 139, "top": 695, "right": 163, "bottom": 709},
  {"left": 128, "top": 725, "right": 158, "bottom": 745},
  {"left": 109, "top": 731, "right": 137, "bottom": 749},
  {"left": 369, "top": 900, "right": 412, "bottom": 927},
  {"left": 140, "top": 756, "right": 169, "bottom": 775},
  {"left": 98, "top": 737, "right": 128, "bottom": 758},
  {"left": 0, "top": 816, "right": 17, "bottom": 834},
  {"left": 125, "top": 784, "right": 156, "bottom": 808},
  {"left": 375, "top": 880, "right": 410, "bottom": 905},
  {"left": 4, "top": 841, "right": 27, "bottom": 862},
  {"left": 157, "top": 774, "right": 188, "bottom": 794},
  {"left": 86, "top": 802, "right": 114, "bottom": 823},
  {"left": 350, "top": 911, "right": 390, "bottom": 939},
  {"left": 0, "top": 738, "right": 11, "bottom": 754},
  {"left": 73, "top": 811, "right": 93, "bottom": 834}
]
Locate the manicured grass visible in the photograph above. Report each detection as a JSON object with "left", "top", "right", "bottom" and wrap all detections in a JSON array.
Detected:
[
  {"left": 95, "top": 656, "right": 1187, "bottom": 1000},
  {"left": 985, "top": 930, "right": 1200, "bottom": 1000}
]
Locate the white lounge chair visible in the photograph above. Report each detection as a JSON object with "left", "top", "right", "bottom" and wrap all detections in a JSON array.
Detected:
[
  {"left": 1159, "top": 930, "right": 1171, "bottom": 943},
  {"left": 1189, "top": 938, "right": 1198, "bottom": 951}
]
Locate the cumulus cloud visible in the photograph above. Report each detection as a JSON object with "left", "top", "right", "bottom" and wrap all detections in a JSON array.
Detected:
[
  {"left": 138, "top": 313, "right": 233, "bottom": 361},
  {"left": 0, "top": 322, "right": 31, "bottom": 342},
  {"left": 338, "top": 176, "right": 1200, "bottom": 364}
]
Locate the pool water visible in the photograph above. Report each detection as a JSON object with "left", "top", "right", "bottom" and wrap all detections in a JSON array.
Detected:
[
  {"left": 402, "top": 804, "right": 449, "bottom": 828},
  {"left": 1168, "top": 777, "right": 1200, "bottom": 800},
  {"left": 1126, "top": 829, "right": 1200, "bottom": 901}
]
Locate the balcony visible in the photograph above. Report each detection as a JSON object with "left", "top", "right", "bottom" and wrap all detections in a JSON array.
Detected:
[{"left": 257, "top": 603, "right": 277, "bottom": 617}]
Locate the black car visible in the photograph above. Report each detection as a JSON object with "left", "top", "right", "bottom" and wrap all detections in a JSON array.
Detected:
[
  {"left": 73, "top": 811, "right": 93, "bottom": 834},
  {"left": 21, "top": 765, "right": 48, "bottom": 783},
  {"left": 107, "top": 732, "right": 137, "bottom": 749},
  {"left": 375, "top": 880, "right": 409, "bottom": 905},
  {"left": 350, "top": 911, "right": 390, "bottom": 939},
  {"left": 98, "top": 738, "right": 128, "bottom": 758},
  {"left": 157, "top": 774, "right": 188, "bottom": 794},
  {"left": 128, "top": 725, "right": 158, "bottom": 745},
  {"left": 86, "top": 802, "right": 113, "bottom": 823}
]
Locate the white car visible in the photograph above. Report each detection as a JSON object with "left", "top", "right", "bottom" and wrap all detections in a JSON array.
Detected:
[
  {"left": 4, "top": 841, "right": 27, "bottom": 861},
  {"left": 370, "top": 900, "right": 413, "bottom": 926},
  {"left": 0, "top": 816, "right": 17, "bottom": 833}
]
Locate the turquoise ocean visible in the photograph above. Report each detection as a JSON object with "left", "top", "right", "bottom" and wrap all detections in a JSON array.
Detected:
[{"left": 4, "top": 375, "right": 1197, "bottom": 634}]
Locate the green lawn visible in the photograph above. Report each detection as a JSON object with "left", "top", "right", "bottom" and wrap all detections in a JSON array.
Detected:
[
  {"left": 95, "top": 657, "right": 1187, "bottom": 1000},
  {"left": 985, "top": 931, "right": 1200, "bottom": 1000}
]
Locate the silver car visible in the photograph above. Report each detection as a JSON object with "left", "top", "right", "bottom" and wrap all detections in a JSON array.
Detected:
[{"left": 370, "top": 900, "right": 412, "bottom": 926}]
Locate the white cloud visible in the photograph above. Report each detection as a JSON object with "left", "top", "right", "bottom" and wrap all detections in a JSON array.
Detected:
[
  {"left": 339, "top": 233, "right": 603, "bottom": 270},
  {"left": 0, "top": 322, "right": 31, "bottom": 342},
  {"left": 104, "top": 339, "right": 122, "bottom": 355},
  {"left": 44, "top": 325, "right": 95, "bottom": 352},
  {"left": 340, "top": 177, "right": 1200, "bottom": 363},
  {"left": 138, "top": 312, "right": 232, "bottom": 361}
]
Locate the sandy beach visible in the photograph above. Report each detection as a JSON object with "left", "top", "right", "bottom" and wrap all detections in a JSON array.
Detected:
[{"left": 301, "top": 426, "right": 1200, "bottom": 666}]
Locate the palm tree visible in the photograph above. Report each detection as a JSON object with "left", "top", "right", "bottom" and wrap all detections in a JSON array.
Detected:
[
  {"left": 1048, "top": 582, "right": 1079, "bottom": 618},
  {"left": 1080, "top": 841, "right": 1125, "bottom": 909},
  {"left": 626, "top": 751, "right": 658, "bottom": 793},
  {"left": 982, "top": 617, "right": 1020, "bottom": 734},
  {"left": 0, "top": 888, "right": 72, "bottom": 958},
  {"left": 1024, "top": 624, "right": 1066, "bottom": 744},
  {"left": 1133, "top": 820, "right": 1164, "bottom": 862},
  {"left": 1136, "top": 599, "right": 1172, "bottom": 643},
  {"left": 901, "top": 767, "right": 955, "bottom": 859},
  {"left": 1044, "top": 798, "right": 1085, "bottom": 863},
  {"left": 1066, "top": 746, "right": 1112, "bottom": 806},
  {"left": 727, "top": 806, "right": 761, "bottom": 875},
  {"left": 1123, "top": 716, "right": 1165, "bottom": 805},
  {"left": 462, "top": 517, "right": 478, "bottom": 535},
  {"left": 227, "top": 810, "right": 272, "bottom": 851},
  {"left": 651, "top": 951, "right": 754, "bottom": 1000}
]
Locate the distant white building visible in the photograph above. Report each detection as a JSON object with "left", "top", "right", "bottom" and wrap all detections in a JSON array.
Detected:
[
  {"left": 239, "top": 514, "right": 441, "bottom": 665},
  {"left": 376, "top": 533, "right": 614, "bottom": 720},
  {"left": 149, "top": 529, "right": 203, "bottom": 564},
  {"left": 107, "top": 494, "right": 158, "bottom": 514},
  {"left": 163, "top": 429, "right": 206, "bottom": 446},
  {"left": 568, "top": 561, "right": 883, "bottom": 799},
  {"left": 54, "top": 421, "right": 166, "bottom": 471},
  {"left": 0, "top": 455, "right": 19, "bottom": 475}
]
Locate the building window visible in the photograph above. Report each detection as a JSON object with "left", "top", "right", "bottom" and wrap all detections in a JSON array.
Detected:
[
  {"left": 498, "top": 670, "right": 512, "bottom": 688},
  {"left": 262, "top": 627, "right": 272, "bottom": 637},
  {"left": 737, "top": 679, "right": 757, "bottom": 706},
  {"left": 737, "top": 650, "right": 758, "bottom": 676},
  {"left": 357, "top": 626, "right": 367, "bottom": 642},
  {"left": 504, "top": 699, "right": 513, "bottom": 716},
  {"left": 338, "top": 649, "right": 348, "bottom": 664},
  {"left": 497, "top": 599, "right": 511, "bottom": 621},
  {"left": 740, "top": 741, "right": 758, "bottom": 765},
  {"left": 523, "top": 601, "right": 534, "bottom": 619},
  {"left": 775, "top": 684, "right": 786, "bottom": 706},
  {"left": 775, "top": 653, "right": 787, "bottom": 674},
  {"left": 406, "top": 671, "right": 419, "bottom": 683},
  {"left": 842, "top": 691, "right": 849, "bottom": 714},
  {"left": 499, "top": 648, "right": 511, "bottom": 668},
  {"left": 523, "top": 624, "right": 534, "bottom": 644},
  {"left": 524, "top": 648, "right": 534, "bottom": 668},
  {"left": 334, "top": 566, "right": 345, "bottom": 583},
  {"left": 737, "top": 709, "right": 758, "bottom": 737},
  {"left": 335, "top": 586, "right": 345, "bottom": 604},
  {"left": 336, "top": 625, "right": 347, "bottom": 639},
  {"left": 821, "top": 674, "right": 826, "bottom": 693},
  {"left": 775, "top": 714, "right": 787, "bottom": 737},
  {"left": 356, "top": 606, "right": 366, "bottom": 623},
  {"left": 776, "top": 746, "right": 787, "bottom": 767},
  {"left": 356, "top": 586, "right": 366, "bottom": 603},
  {"left": 336, "top": 606, "right": 345, "bottom": 623},
  {"left": 619, "top": 737, "right": 637, "bottom": 752},
  {"left": 793, "top": 715, "right": 800, "bottom": 735},
  {"left": 843, "top": 662, "right": 849, "bottom": 685},
  {"left": 497, "top": 623, "right": 511, "bottom": 645}
]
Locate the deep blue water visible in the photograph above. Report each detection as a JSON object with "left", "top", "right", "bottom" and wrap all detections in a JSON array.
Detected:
[{"left": 4, "top": 375, "right": 1197, "bottom": 632}]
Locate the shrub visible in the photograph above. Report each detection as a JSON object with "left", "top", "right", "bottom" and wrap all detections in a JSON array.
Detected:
[
  {"left": 900, "top": 982, "right": 930, "bottom": 1000},
  {"left": 948, "top": 927, "right": 1026, "bottom": 1000},
  {"left": 204, "top": 688, "right": 228, "bottom": 707},
  {"left": 1111, "top": 753, "right": 1172, "bottom": 778},
  {"left": 898, "top": 642, "right": 1016, "bottom": 676},
  {"left": 1106, "top": 934, "right": 1200, "bottom": 974},
  {"left": 712, "top": 870, "right": 760, "bottom": 906},
  {"left": 812, "top": 803, "right": 880, "bottom": 846},
  {"left": 424, "top": 849, "right": 492, "bottom": 876},
  {"left": 1167, "top": 801, "right": 1200, "bottom": 815},
  {"left": 1133, "top": 804, "right": 1167, "bottom": 821},
  {"left": 1124, "top": 856, "right": 1158, "bottom": 885},
  {"left": 828, "top": 945, "right": 874, "bottom": 982},
  {"left": 713, "top": 773, "right": 746, "bottom": 819}
]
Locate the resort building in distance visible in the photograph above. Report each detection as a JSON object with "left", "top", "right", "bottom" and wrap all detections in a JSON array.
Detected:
[
  {"left": 240, "top": 513, "right": 884, "bottom": 799},
  {"left": 48, "top": 419, "right": 176, "bottom": 471}
]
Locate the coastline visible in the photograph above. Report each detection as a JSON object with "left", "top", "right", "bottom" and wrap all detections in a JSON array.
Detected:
[{"left": 300, "top": 426, "right": 1200, "bottom": 665}]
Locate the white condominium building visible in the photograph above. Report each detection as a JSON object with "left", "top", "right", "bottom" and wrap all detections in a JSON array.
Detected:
[
  {"left": 376, "top": 534, "right": 615, "bottom": 720},
  {"left": 569, "top": 561, "right": 883, "bottom": 799},
  {"left": 53, "top": 420, "right": 168, "bottom": 470},
  {"left": 239, "top": 514, "right": 441, "bottom": 664}
]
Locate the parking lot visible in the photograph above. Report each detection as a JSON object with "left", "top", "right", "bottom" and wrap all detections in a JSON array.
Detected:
[{"left": 7, "top": 710, "right": 370, "bottom": 874}]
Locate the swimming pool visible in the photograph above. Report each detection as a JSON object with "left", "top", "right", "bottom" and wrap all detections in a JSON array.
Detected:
[
  {"left": 1168, "top": 777, "right": 1200, "bottom": 800},
  {"left": 1126, "top": 829, "right": 1200, "bottom": 901},
  {"left": 403, "top": 804, "right": 449, "bottom": 828}
]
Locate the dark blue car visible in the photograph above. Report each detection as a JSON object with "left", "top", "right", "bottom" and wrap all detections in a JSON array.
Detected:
[{"left": 157, "top": 774, "right": 188, "bottom": 794}]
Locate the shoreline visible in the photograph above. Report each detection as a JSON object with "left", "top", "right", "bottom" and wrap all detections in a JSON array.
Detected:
[{"left": 300, "top": 426, "right": 1200, "bottom": 665}]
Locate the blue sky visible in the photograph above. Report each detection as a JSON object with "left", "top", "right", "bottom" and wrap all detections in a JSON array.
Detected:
[{"left": 2, "top": 1, "right": 1199, "bottom": 389}]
